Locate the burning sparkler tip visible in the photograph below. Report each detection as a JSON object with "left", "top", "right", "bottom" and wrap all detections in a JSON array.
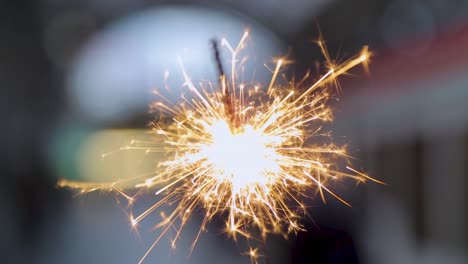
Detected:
[{"left": 58, "top": 32, "right": 381, "bottom": 264}]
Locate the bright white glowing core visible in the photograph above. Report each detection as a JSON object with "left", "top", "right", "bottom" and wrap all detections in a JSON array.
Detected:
[{"left": 204, "top": 121, "right": 279, "bottom": 193}]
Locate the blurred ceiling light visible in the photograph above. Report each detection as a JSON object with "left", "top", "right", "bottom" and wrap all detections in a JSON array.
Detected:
[
  {"left": 239, "top": 0, "right": 331, "bottom": 36},
  {"left": 81, "top": 0, "right": 331, "bottom": 37},
  {"left": 67, "top": 6, "right": 284, "bottom": 123}
]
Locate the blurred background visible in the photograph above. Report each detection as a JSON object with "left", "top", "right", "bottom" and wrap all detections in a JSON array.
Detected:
[{"left": 1, "top": 0, "right": 468, "bottom": 263}]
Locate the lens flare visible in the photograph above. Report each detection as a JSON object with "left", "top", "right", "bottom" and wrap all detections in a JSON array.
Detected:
[{"left": 59, "top": 32, "right": 383, "bottom": 263}]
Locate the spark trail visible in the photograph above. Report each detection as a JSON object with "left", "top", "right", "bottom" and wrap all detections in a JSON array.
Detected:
[{"left": 59, "top": 32, "right": 381, "bottom": 263}]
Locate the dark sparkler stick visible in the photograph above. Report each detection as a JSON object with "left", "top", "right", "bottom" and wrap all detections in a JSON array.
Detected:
[{"left": 211, "top": 39, "right": 239, "bottom": 131}]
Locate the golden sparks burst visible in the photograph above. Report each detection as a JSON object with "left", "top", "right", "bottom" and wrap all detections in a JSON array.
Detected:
[{"left": 59, "top": 32, "right": 383, "bottom": 263}]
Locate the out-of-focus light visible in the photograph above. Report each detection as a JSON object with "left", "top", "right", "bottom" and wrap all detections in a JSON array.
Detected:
[
  {"left": 47, "top": 124, "right": 92, "bottom": 182},
  {"left": 48, "top": 126, "right": 158, "bottom": 183},
  {"left": 68, "top": 6, "right": 284, "bottom": 123},
  {"left": 77, "top": 129, "right": 158, "bottom": 184}
]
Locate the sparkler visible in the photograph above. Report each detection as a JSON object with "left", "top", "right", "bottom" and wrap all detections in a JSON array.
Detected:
[{"left": 59, "top": 32, "right": 382, "bottom": 263}]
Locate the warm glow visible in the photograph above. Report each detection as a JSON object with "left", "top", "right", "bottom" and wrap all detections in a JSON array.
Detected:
[
  {"left": 203, "top": 121, "right": 278, "bottom": 193},
  {"left": 58, "top": 33, "right": 379, "bottom": 263}
]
